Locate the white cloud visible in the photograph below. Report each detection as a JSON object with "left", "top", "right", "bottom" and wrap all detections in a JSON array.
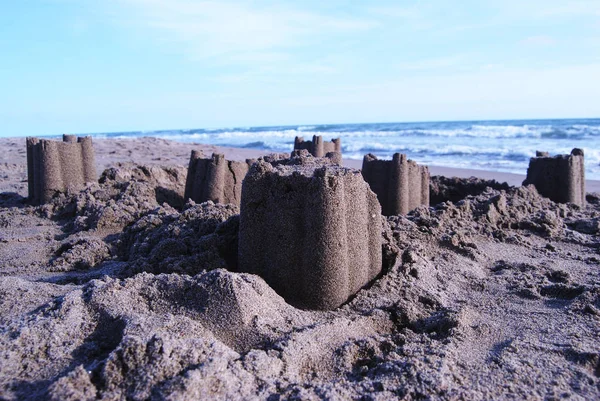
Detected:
[
  {"left": 213, "top": 61, "right": 336, "bottom": 85},
  {"left": 488, "top": 0, "right": 600, "bottom": 20},
  {"left": 520, "top": 35, "right": 557, "bottom": 47},
  {"left": 396, "top": 55, "right": 466, "bottom": 71},
  {"left": 534, "top": 0, "right": 600, "bottom": 17},
  {"left": 275, "top": 62, "right": 600, "bottom": 122},
  {"left": 366, "top": 5, "right": 423, "bottom": 20},
  {"left": 118, "top": 0, "right": 376, "bottom": 61}
]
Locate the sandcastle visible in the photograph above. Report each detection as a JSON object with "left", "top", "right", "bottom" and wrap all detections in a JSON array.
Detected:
[
  {"left": 26, "top": 135, "right": 97, "bottom": 205},
  {"left": 290, "top": 148, "right": 342, "bottom": 165},
  {"left": 238, "top": 160, "right": 382, "bottom": 310},
  {"left": 361, "top": 153, "right": 430, "bottom": 216},
  {"left": 184, "top": 151, "right": 252, "bottom": 206},
  {"left": 184, "top": 150, "right": 339, "bottom": 206},
  {"left": 523, "top": 148, "right": 585, "bottom": 207},
  {"left": 293, "top": 135, "right": 341, "bottom": 158}
]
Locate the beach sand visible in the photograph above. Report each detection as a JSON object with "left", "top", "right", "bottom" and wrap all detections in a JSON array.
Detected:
[
  {"left": 3, "top": 136, "right": 599, "bottom": 195},
  {"left": 0, "top": 136, "right": 599, "bottom": 400}
]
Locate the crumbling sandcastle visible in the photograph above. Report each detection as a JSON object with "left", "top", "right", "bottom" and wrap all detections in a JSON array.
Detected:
[
  {"left": 26, "top": 135, "right": 97, "bottom": 205},
  {"left": 290, "top": 148, "right": 342, "bottom": 165},
  {"left": 361, "top": 153, "right": 430, "bottom": 216},
  {"left": 293, "top": 135, "right": 341, "bottom": 158},
  {"left": 523, "top": 148, "right": 585, "bottom": 207},
  {"left": 238, "top": 160, "right": 382, "bottom": 310},
  {"left": 184, "top": 152, "right": 252, "bottom": 206},
  {"left": 184, "top": 150, "right": 338, "bottom": 206}
]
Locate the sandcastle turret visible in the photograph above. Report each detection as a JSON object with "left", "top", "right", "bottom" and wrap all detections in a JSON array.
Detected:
[
  {"left": 184, "top": 152, "right": 252, "bottom": 206},
  {"left": 361, "top": 153, "right": 430, "bottom": 216},
  {"left": 523, "top": 148, "right": 585, "bottom": 206},
  {"left": 238, "top": 161, "right": 382, "bottom": 310},
  {"left": 26, "top": 135, "right": 97, "bottom": 205},
  {"left": 293, "top": 135, "right": 341, "bottom": 158}
]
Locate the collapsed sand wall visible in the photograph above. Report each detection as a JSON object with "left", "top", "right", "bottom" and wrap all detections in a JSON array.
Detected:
[
  {"left": 361, "top": 153, "right": 430, "bottom": 216},
  {"left": 293, "top": 135, "right": 341, "bottom": 158},
  {"left": 184, "top": 152, "right": 251, "bottom": 206},
  {"left": 26, "top": 135, "right": 97, "bottom": 205},
  {"left": 523, "top": 148, "right": 585, "bottom": 206},
  {"left": 238, "top": 161, "right": 382, "bottom": 310}
]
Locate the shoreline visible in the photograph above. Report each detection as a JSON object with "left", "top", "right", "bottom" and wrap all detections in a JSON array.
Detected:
[{"left": 2, "top": 136, "right": 599, "bottom": 193}]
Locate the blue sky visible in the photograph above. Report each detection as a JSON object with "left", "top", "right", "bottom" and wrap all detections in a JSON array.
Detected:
[{"left": 1, "top": 0, "right": 599, "bottom": 137}]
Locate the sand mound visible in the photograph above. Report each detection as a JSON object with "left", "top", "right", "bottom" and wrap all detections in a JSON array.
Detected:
[
  {"left": 3, "top": 270, "right": 312, "bottom": 400},
  {"left": 39, "top": 164, "right": 186, "bottom": 233},
  {"left": 119, "top": 202, "right": 239, "bottom": 276},
  {"left": 430, "top": 175, "right": 511, "bottom": 205},
  {"left": 0, "top": 160, "right": 599, "bottom": 400}
]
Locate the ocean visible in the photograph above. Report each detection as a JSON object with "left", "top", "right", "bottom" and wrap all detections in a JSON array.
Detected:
[{"left": 88, "top": 118, "right": 600, "bottom": 180}]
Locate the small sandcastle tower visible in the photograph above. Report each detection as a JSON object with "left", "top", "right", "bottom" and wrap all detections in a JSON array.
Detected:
[
  {"left": 184, "top": 151, "right": 252, "bottom": 206},
  {"left": 293, "top": 135, "right": 341, "bottom": 158},
  {"left": 361, "top": 153, "right": 430, "bottom": 216},
  {"left": 238, "top": 160, "right": 382, "bottom": 310},
  {"left": 523, "top": 149, "right": 585, "bottom": 207},
  {"left": 26, "top": 135, "right": 97, "bottom": 205}
]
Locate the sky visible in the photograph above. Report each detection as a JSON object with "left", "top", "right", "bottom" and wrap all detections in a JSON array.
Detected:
[{"left": 1, "top": 0, "right": 600, "bottom": 137}]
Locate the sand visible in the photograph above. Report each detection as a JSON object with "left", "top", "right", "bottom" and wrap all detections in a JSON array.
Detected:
[{"left": 0, "top": 136, "right": 599, "bottom": 400}]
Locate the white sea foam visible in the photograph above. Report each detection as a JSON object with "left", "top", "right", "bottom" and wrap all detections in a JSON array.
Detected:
[
  {"left": 134, "top": 124, "right": 599, "bottom": 143},
  {"left": 86, "top": 119, "right": 600, "bottom": 179}
]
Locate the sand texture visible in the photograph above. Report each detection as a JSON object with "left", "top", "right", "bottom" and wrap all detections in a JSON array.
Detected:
[
  {"left": 26, "top": 135, "right": 97, "bottom": 205},
  {"left": 0, "top": 137, "right": 599, "bottom": 400},
  {"left": 523, "top": 148, "right": 586, "bottom": 207},
  {"left": 239, "top": 159, "right": 382, "bottom": 310},
  {"left": 362, "top": 153, "right": 430, "bottom": 216},
  {"left": 184, "top": 152, "right": 251, "bottom": 207}
]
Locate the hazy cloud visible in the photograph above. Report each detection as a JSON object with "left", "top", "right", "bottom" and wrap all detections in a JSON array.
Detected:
[
  {"left": 396, "top": 55, "right": 467, "bottom": 71},
  {"left": 118, "top": 0, "right": 376, "bottom": 61},
  {"left": 520, "top": 35, "right": 557, "bottom": 47}
]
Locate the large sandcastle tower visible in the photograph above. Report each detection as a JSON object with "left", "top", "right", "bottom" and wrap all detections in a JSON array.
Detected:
[{"left": 238, "top": 161, "right": 382, "bottom": 310}]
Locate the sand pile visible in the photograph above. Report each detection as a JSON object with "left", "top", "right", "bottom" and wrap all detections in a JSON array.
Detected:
[
  {"left": 120, "top": 202, "right": 239, "bottom": 276},
  {"left": 429, "top": 175, "right": 511, "bottom": 205},
  {"left": 0, "top": 146, "right": 599, "bottom": 400}
]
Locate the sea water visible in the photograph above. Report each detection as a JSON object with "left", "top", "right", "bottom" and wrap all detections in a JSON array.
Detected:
[{"left": 88, "top": 118, "right": 600, "bottom": 180}]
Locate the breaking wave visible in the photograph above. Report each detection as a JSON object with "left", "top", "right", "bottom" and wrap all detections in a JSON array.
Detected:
[{"left": 81, "top": 118, "right": 600, "bottom": 179}]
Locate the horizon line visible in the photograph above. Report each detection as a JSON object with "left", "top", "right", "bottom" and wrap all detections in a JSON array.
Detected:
[{"left": 3, "top": 116, "right": 599, "bottom": 139}]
